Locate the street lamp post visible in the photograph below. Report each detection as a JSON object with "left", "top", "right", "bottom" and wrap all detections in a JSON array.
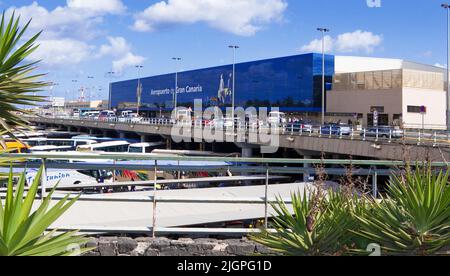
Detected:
[
  {"left": 442, "top": 4, "right": 450, "bottom": 130},
  {"left": 49, "top": 82, "right": 55, "bottom": 115},
  {"left": 136, "top": 65, "right": 144, "bottom": 115},
  {"left": 317, "top": 28, "right": 330, "bottom": 126},
  {"left": 71, "top": 80, "right": 78, "bottom": 102},
  {"left": 87, "top": 76, "right": 94, "bottom": 102},
  {"left": 172, "top": 57, "right": 182, "bottom": 116},
  {"left": 106, "top": 71, "right": 115, "bottom": 110},
  {"left": 229, "top": 45, "right": 239, "bottom": 121}
]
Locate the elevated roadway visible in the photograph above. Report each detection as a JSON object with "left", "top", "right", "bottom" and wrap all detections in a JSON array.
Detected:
[{"left": 29, "top": 116, "right": 450, "bottom": 161}]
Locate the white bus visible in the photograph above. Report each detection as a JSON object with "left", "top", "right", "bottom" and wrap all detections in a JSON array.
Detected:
[
  {"left": 77, "top": 141, "right": 130, "bottom": 153},
  {"left": 128, "top": 142, "right": 166, "bottom": 154},
  {"left": 22, "top": 138, "right": 97, "bottom": 150},
  {"left": 30, "top": 145, "right": 75, "bottom": 153},
  {"left": 0, "top": 152, "right": 115, "bottom": 188},
  {"left": 25, "top": 168, "right": 113, "bottom": 187}
]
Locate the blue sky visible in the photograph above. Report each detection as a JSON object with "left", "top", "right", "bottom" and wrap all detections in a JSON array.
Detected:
[{"left": 1, "top": 0, "right": 449, "bottom": 101}]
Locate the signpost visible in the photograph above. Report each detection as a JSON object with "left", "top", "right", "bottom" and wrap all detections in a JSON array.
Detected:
[
  {"left": 373, "top": 110, "right": 379, "bottom": 127},
  {"left": 420, "top": 106, "right": 427, "bottom": 131}
]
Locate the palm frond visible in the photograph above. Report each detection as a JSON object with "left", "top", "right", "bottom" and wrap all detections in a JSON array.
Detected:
[
  {"left": 0, "top": 11, "right": 48, "bottom": 135},
  {"left": 0, "top": 166, "right": 92, "bottom": 256}
]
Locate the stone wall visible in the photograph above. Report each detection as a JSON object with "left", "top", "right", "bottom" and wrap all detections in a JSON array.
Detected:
[{"left": 84, "top": 237, "right": 275, "bottom": 257}]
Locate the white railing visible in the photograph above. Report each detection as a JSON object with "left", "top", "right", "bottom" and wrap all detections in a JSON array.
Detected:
[
  {"left": 4, "top": 153, "right": 442, "bottom": 236},
  {"left": 29, "top": 115, "right": 450, "bottom": 148}
]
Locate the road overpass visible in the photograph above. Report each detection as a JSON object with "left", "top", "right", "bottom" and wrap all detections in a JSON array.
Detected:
[{"left": 28, "top": 116, "right": 450, "bottom": 162}]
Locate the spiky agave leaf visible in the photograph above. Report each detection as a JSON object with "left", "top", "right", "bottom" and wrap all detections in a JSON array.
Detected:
[
  {"left": 0, "top": 166, "right": 92, "bottom": 256},
  {"left": 353, "top": 167, "right": 450, "bottom": 256},
  {"left": 251, "top": 189, "right": 362, "bottom": 256}
]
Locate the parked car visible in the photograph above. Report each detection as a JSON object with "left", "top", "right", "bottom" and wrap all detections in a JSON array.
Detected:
[
  {"left": 205, "top": 118, "right": 222, "bottom": 128},
  {"left": 362, "top": 127, "right": 404, "bottom": 139},
  {"left": 98, "top": 110, "right": 117, "bottom": 121},
  {"left": 267, "top": 111, "right": 287, "bottom": 126},
  {"left": 118, "top": 112, "right": 142, "bottom": 123},
  {"left": 223, "top": 117, "right": 235, "bottom": 128},
  {"left": 321, "top": 124, "right": 351, "bottom": 136},
  {"left": 287, "top": 121, "right": 314, "bottom": 133}
]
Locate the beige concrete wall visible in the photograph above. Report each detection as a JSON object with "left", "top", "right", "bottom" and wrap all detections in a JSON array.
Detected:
[
  {"left": 327, "top": 88, "right": 403, "bottom": 125},
  {"left": 402, "top": 88, "right": 447, "bottom": 130},
  {"left": 327, "top": 88, "right": 447, "bottom": 129}
]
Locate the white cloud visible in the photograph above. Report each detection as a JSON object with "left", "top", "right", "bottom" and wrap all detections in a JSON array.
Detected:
[
  {"left": 98, "top": 37, "right": 146, "bottom": 73},
  {"left": 31, "top": 39, "right": 93, "bottom": 66},
  {"left": 335, "top": 30, "right": 382, "bottom": 53},
  {"left": 112, "top": 52, "right": 146, "bottom": 73},
  {"left": 132, "top": 0, "right": 288, "bottom": 36},
  {"left": 67, "top": 0, "right": 126, "bottom": 14},
  {"left": 435, "top": 63, "right": 447, "bottom": 69},
  {"left": 7, "top": 0, "right": 126, "bottom": 40},
  {"left": 9, "top": 1, "right": 145, "bottom": 71},
  {"left": 299, "top": 35, "right": 334, "bottom": 53},
  {"left": 299, "top": 30, "right": 383, "bottom": 54},
  {"left": 97, "top": 36, "right": 131, "bottom": 58}
]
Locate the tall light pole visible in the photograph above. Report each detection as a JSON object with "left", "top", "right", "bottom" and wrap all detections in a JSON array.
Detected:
[
  {"left": 442, "top": 4, "right": 450, "bottom": 130},
  {"left": 49, "top": 82, "right": 58, "bottom": 115},
  {"left": 135, "top": 65, "right": 144, "bottom": 115},
  {"left": 172, "top": 57, "right": 182, "bottom": 115},
  {"left": 229, "top": 45, "right": 239, "bottom": 120},
  {"left": 317, "top": 28, "right": 330, "bottom": 126},
  {"left": 87, "top": 76, "right": 94, "bottom": 102},
  {"left": 71, "top": 80, "right": 78, "bottom": 102},
  {"left": 106, "top": 71, "right": 115, "bottom": 110}
]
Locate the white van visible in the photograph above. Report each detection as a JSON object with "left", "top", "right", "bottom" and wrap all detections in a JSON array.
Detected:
[
  {"left": 119, "top": 111, "right": 142, "bottom": 123},
  {"left": 176, "top": 109, "right": 192, "bottom": 122},
  {"left": 268, "top": 111, "right": 287, "bottom": 126},
  {"left": 99, "top": 110, "right": 117, "bottom": 121}
]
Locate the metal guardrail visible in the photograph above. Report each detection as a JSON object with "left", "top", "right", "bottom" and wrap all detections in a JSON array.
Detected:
[
  {"left": 49, "top": 226, "right": 276, "bottom": 236},
  {"left": 1, "top": 153, "right": 448, "bottom": 236},
  {"left": 3, "top": 152, "right": 450, "bottom": 166},
  {"left": 30, "top": 115, "right": 450, "bottom": 148}
]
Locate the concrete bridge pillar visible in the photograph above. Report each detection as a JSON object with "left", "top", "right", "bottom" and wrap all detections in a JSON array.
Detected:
[
  {"left": 199, "top": 142, "right": 206, "bottom": 152},
  {"left": 102, "top": 131, "right": 109, "bottom": 138},
  {"left": 241, "top": 146, "right": 253, "bottom": 158},
  {"left": 166, "top": 138, "right": 172, "bottom": 150},
  {"left": 141, "top": 135, "right": 149, "bottom": 143},
  {"left": 294, "top": 150, "right": 318, "bottom": 183},
  {"left": 303, "top": 155, "right": 312, "bottom": 183},
  {"left": 240, "top": 145, "right": 254, "bottom": 185},
  {"left": 89, "top": 129, "right": 95, "bottom": 136},
  {"left": 119, "top": 132, "right": 126, "bottom": 139}
]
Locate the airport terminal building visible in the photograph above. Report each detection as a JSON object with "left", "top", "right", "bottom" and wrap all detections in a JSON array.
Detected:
[{"left": 110, "top": 53, "right": 447, "bottom": 129}]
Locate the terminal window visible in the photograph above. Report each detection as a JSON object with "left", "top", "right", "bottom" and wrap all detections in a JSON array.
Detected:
[{"left": 407, "top": 106, "right": 424, "bottom": 113}]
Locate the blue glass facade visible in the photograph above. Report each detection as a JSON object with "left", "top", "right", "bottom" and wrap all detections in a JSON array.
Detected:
[{"left": 110, "top": 53, "right": 334, "bottom": 113}]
